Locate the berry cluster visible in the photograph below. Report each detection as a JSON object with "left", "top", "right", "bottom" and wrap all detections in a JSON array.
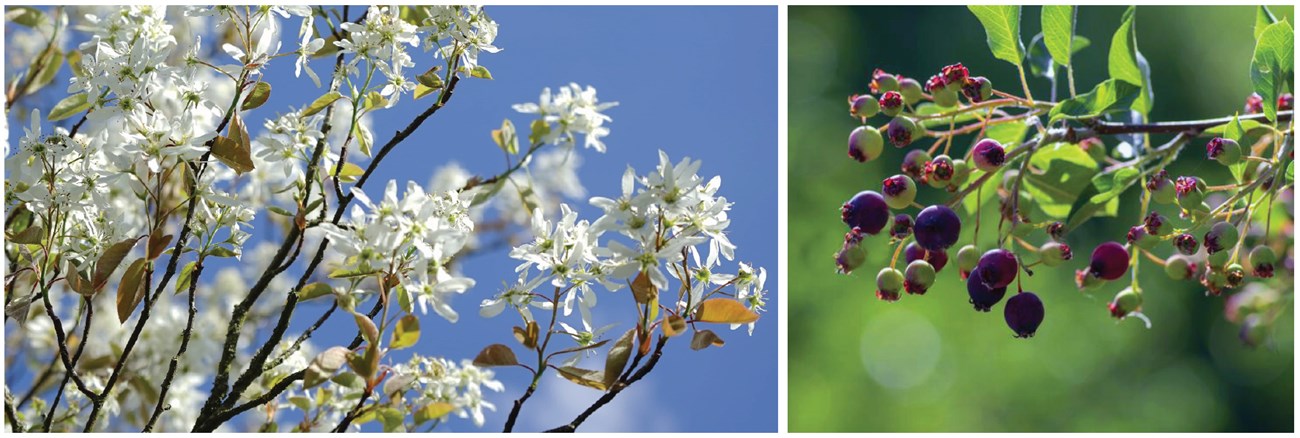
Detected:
[{"left": 837, "top": 62, "right": 1293, "bottom": 344}]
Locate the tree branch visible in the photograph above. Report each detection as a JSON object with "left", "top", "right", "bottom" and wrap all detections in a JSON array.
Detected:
[
  {"left": 143, "top": 261, "right": 203, "bottom": 431},
  {"left": 544, "top": 336, "right": 670, "bottom": 433}
]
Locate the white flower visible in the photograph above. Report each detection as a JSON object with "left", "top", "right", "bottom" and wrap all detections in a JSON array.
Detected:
[{"left": 512, "top": 84, "right": 618, "bottom": 152}]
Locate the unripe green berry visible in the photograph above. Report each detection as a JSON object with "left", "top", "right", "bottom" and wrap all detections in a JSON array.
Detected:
[
  {"left": 1248, "top": 246, "right": 1276, "bottom": 278},
  {"left": 1204, "top": 269, "right": 1227, "bottom": 295},
  {"left": 850, "top": 94, "right": 880, "bottom": 119},
  {"left": 1108, "top": 289, "right": 1143, "bottom": 318},
  {"left": 1204, "top": 221, "right": 1239, "bottom": 254},
  {"left": 903, "top": 260, "right": 937, "bottom": 295},
  {"left": 1164, "top": 255, "right": 1193, "bottom": 280},
  {"left": 932, "top": 87, "right": 959, "bottom": 108},
  {"left": 898, "top": 78, "right": 924, "bottom": 105},
  {"left": 1207, "top": 250, "right": 1230, "bottom": 269},
  {"left": 957, "top": 244, "right": 980, "bottom": 280},
  {"left": 949, "top": 159, "right": 971, "bottom": 188},
  {"left": 1039, "top": 242, "right": 1072, "bottom": 267},
  {"left": 881, "top": 174, "right": 917, "bottom": 210},
  {"left": 1206, "top": 137, "right": 1243, "bottom": 166},
  {"left": 1225, "top": 263, "right": 1246, "bottom": 289},
  {"left": 848, "top": 126, "right": 884, "bottom": 163},
  {"left": 876, "top": 267, "right": 905, "bottom": 301}
]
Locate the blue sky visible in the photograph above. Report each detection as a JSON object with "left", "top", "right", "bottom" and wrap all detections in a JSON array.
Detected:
[{"left": 8, "top": 6, "right": 776, "bottom": 432}]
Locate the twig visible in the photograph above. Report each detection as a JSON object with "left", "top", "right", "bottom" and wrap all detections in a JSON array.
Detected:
[
  {"left": 544, "top": 336, "right": 670, "bottom": 433},
  {"left": 143, "top": 261, "right": 203, "bottom": 431}
]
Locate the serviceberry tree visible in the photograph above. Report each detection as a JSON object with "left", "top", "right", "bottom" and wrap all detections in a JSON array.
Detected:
[
  {"left": 836, "top": 6, "right": 1292, "bottom": 344},
  {"left": 3, "top": 5, "right": 768, "bottom": 432}
]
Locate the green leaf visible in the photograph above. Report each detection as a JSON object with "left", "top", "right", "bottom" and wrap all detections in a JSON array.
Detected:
[
  {"left": 352, "top": 313, "right": 379, "bottom": 345},
  {"left": 1251, "top": 21, "right": 1294, "bottom": 122},
  {"left": 303, "top": 91, "right": 343, "bottom": 116},
  {"left": 416, "top": 66, "right": 444, "bottom": 89},
  {"left": 377, "top": 407, "right": 404, "bottom": 432},
  {"left": 334, "top": 162, "right": 364, "bottom": 183},
  {"left": 473, "top": 344, "right": 518, "bottom": 367},
  {"left": 346, "top": 344, "right": 380, "bottom": 379},
  {"left": 116, "top": 258, "right": 148, "bottom": 323},
  {"left": 968, "top": 5, "right": 1025, "bottom": 65},
  {"left": 27, "top": 48, "right": 63, "bottom": 95},
  {"left": 602, "top": 329, "right": 635, "bottom": 390},
  {"left": 413, "top": 402, "right": 455, "bottom": 424},
  {"left": 48, "top": 93, "right": 91, "bottom": 121},
  {"left": 304, "top": 346, "right": 350, "bottom": 388},
  {"left": 210, "top": 135, "right": 255, "bottom": 174},
  {"left": 66, "top": 50, "right": 86, "bottom": 77},
  {"left": 491, "top": 119, "right": 519, "bottom": 155},
  {"left": 1022, "top": 143, "right": 1099, "bottom": 219},
  {"left": 528, "top": 119, "right": 551, "bottom": 145},
  {"left": 914, "top": 103, "right": 981, "bottom": 128},
  {"left": 7, "top": 6, "right": 48, "bottom": 28},
  {"left": 207, "top": 246, "right": 238, "bottom": 258},
  {"left": 1048, "top": 79, "right": 1139, "bottom": 124},
  {"left": 1041, "top": 6, "right": 1075, "bottom": 67},
  {"left": 1225, "top": 113, "right": 1249, "bottom": 183},
  {"left": 241, "top": 81, "right": 271, "bottom": 110},
  {"left": 175, "top": 261, "right": 197, "bottom": 295},
  {"left": 1255, "top": 6, "right": 1279, "bottom": 42},
  {"left": 556, "top": 366, "right": 606, "bottom": 391},
  {"left": 299, "top": 282, "right": 333, "bottom": 301},
  {"left": 328, "top": 266, "right": 378, "bottom": 279},
  {"left": 414, "top": 83, "right": 439, "bottom": 100},
  {"left": 364, "top": 90, "right": 388, "bottom": 110},
  {"left": 1108, "top": 6, "right": 1152, "bottom": 114},
  {"left": 390, "top": 314, "right": 420, "bottom": 350},
  {"left": 1089, "top": 166, "right": 1140, "bottom": 205},
  {"left": 353, "top": 122, "right": 371, "bottom": 157},
  {"left": 470, "top": 65, "right": 493, "bottom": 79},
  {"left": 985, "top": 121, "right": 1030, "bottom": 146}
]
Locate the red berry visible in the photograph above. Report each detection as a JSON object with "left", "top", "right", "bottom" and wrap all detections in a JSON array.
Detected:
[{"left": 1088, "top": 241, "right": 1129, "bottom": 281}]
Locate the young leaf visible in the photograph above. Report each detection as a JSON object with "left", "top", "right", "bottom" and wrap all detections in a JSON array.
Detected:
[
  {"left": 1251, "top": 21, "right": 1294, "bottom": 122},
  {"left": 390, "top": 314, "right": 420, "bottom": 350},
  {"left": 690, "top": 329, "right": 726, "bottom": 351},
  {"left": 95, "top": 237, "right": 142, "bottom": 290},
  {"left": 1255, "top": 6, "right": 1279, "bottom": 42},
  {"left": 304, "top": 346, "right": 351, "bottom": 388},
  {"left": 602, "top": 329, "right": 636, "bottom": 389},
  {"left": 556, "top": 366, "right": 606, "bottom": 391},
  {"left": 27, "top": 48, "right": 63, "bottom": 95},
  {"left": 414, "top": 83, "right": 438, "bottom": 100},
  {"left": 413, "top": 402, "right": 455, "bottom": 424},
  {"left": 473, "top": 344, "right": 518, "bottom": 367},
  {"left": 630, "top": 270, "right": 658, "bottom": 304},
  {"left": 6, "top": 6, "right": 48, "bottom": 28},
  {"left": 693, "top": 298, "right": 760, "bottom": 324},
  {"left": 210, "top": 135, "right": 255, "bottom": 174},
  {"left": 146, "top": 232, "right": 173, "bottom": 261},
  {"left": 298, "top": 282, "right": 334, "bottom": 301},
  {"left": 346, "top": 344, "right": 380, "bottom": 380},
  {"left": 968, "top": 5, "right": 1025, "bottom": 66},
  {"left": 417, "top": 66, "right": 444, "bottom": 89},
  {"left": 241, "top": 81, "right": 272, "bottom": 110},
  {"left": 470, "top": 65, "right": 493, "bottom": 79},
  {"left": 334, "top": 162, "right": 364, "bottom": 183},
  {"left": 1089, "top": 167, "right": 1140, "bottom": 205},
  {"left": 303, "top": 91, "right": 344, "bottom": 116},
  {"left": 1108, "top": 6, "right": 1152, "bottom": 114},
  {"left": 116, "top": 258, "right": 148, "bottom": 323},
  {"left": 1041, "top": 6, "right": 1075, "bottom": 67},
  {"left": 1048, "top": 79, "right": 1140, "bottom": 124},
  {"left": 528, "top": 119, "right": 551, "bottom": 145},
  {"left": 48, "top": 93, "right": 91, "bottom": 121},
  {"left": 352, "top": 313, "right": 379, "bottom": 345},
  {"left": 663, "top": 314, "right": 687, "bottom": 338},
  {"left": 66, "top": 269, "right": 95, "bottom": 296},
  {"left": 491, "top": 119, "right": 519, "bottom": 155},
  {"left": 175, "top": 261, "right": 197, "bottom": 295}
]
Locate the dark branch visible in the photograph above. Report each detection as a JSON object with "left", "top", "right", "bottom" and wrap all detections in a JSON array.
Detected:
[
  {"left": 544, "top": 336, "right": 670, "bottom": 433},
  {"left": 143, "top": 262, "right": 203, "bottom": 431}
]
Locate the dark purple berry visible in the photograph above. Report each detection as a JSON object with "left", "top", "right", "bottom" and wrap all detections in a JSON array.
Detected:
[
  {"left": 1004, "top": 292, "right": 1044, "bottom": 338},
  {"left": 1245, "top": 92, "right": 1264, "bottom": 114},
  {"left": 848, "top": 126, "right": 884, "bottom": 163},
  {"left": 841, "top": 191, "right": 890, "bottom": 235},
  {"left": 834, "top": 228, "right": 868, "bottom": 275},
  {"left": 1203, "top": 221, "right": 1239, "bottom": 254},
  {"left": 966, "top": 267, "right": 1007, "bottom": 312},
  {"left": 904, "top": 242, "right": 949, "bottom": 272},
  {"left": 886, "top": 117, "right": 917, "bottom": 147},
  {"left": 913, "top": 204, "right": 961, "bottom": 252},
  {"left": 901, "top": 149, "right": 931, "bottom": 179},
  {"left": 903, "top": 260, "right": 936, "bottom": 295},
  {"left": 1088, "top": 241, "right": 1129, "bottom": 281},
  {"left": 961, "top": 76, "right": 992, "bottom": 103},
  {"left": 976, "top": 248, "right": 1018, "bottom": 289},
  {"left": 880, "top": 91, "right": 904, "bottom": 117},
  {"left": 971, "top": 139, "right": 1006, "bottom": 172},
  {"left": 1206, "top": 137, "right": 1242, "bottom": 166},
  {"left": 890, "top": 214, "right": 913, "bottom": 240},
  {"left": 1174, "top": 233, "right": 1199, "bottom": 255},
  {"left": 881, "top": 174, "right": 917, "bottom": 209}
]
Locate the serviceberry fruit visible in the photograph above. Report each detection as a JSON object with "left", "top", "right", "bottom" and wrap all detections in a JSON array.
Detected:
[
  {"left": 848, "top": 126, "right": 884, "bottom": 163},
  {"left": 940, "top": 63, "right": 969, "bottom": 90},
  {"left": 1279, "top": 93, "right": 1294, "bottom": 111},
  {"left": 1143, "top": 211, "right": 1171, "bottom": 236},
  {"left": 849, "top": 94, "right": 880, "bottom": 119},
  {"left": 898, "top": 77, "right": 923, "bottom": 105},
  {"left": 901, "top": 149, "right": 932, "bottom": 179},
  {"left": 881, "top": 174, "right": 917, "bottom": 209},
  {"left": 1004, "top": 292, "right": 1044, "bottom": 338},
  {"left": 924, "top": 74, "right": 946, "bottom": 94},
  {"left": 1046, "top": 221, "right": 1066, "bottom": 242},
  {"left": 904, "top": 259, "right": 936, "bottom": 295},
  {"left": 1205, "top": 137, "right": 1242, "bottom": 166},
  {"left": 1108, "top": 289, "right": 1143, "bottom": 319},
  {"left": 880, "top": 91, "right": 904, "bottom": 117},
  {"left": 961, "top": 76, "right": 993, "bottom": 103},
  {"left": 1175, "top": 176, "right": 1206, "bottom": 208},
  {"left": 932, "top": 87, "right": 959, "bottom": 108},
  {"left": 1075, "top": 268, "right": 1104, "bottom": 290},
  {"left": 1244, "top": 92, "right": 1264, "bottom": 114},
  {"left": 1126, "top": 225, "right": 1158, "bottom": 250},
  {"left": 1147, "top": 169, "right": 1177, "bottom": 204},
  {"left": 1038, "top": 242, "right": 1072, "bottom": 267},
  {"left": 890, "top": 213, "right": 914, "bottom": 240},
  {"left": 871, "top": 68, "right": 899, "bottom": 94},
  {"left": 1164, "top": 255, "right": 1194, "bottom": 280},
  {"left": 876, "top": 267, "right": 904, "bottom": 301},
  {"left": 949, "top": 159, "right": 971, "bottom": 188},
  {"left": 914, "top": 204, "right": 962, "bottom": 251},
  {"left": 886, "top": 117, "right": 917, "bottom": 147},
  {"left": 1248, "top": 246, "right": 1276, "bottom": 278},
  {"left": 971, "top": 139, "right": 1006, "bottom": 172},
  {"left": 1225, "top": 263, "right": 1245, "bottom": 289},
  {"left": 925, "top": 155, "right": 955, "bottom": 188},
  {"left": 1174, "top": 233, "right": 1199, "bottom": 255},
  {"left": 834, "top": 228, "right": 869, "bottom": 274},
  {"left": 975, "top": 248, "right": 1019, "bottom": 289},
  {"left": 1207, "top": 248, "right": 1231, "bottom": 270},
  {"left": 956, "top": 244, "right": 980, "bottom": 280},
  {"left": 1203, "top": 269, "right": 1227, "bottom": 295},
  {"left": 966, "top": 267, "right": 1007, "bottom": 312},
  {"left": 1088, "top": 241, "right": 1129, "bottom": 281},
  {"left": 841, "top": 190, "right": 890, "bottom": 235},
  {"left": 1203, "top": 221, "right": 1239, "bottom": 254},
  {"left": 904, "top": 242, "right": 949, "bottom": 272}
]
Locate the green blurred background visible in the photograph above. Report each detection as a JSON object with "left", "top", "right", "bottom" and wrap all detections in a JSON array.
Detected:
[{"left": 789, "top": 6, "right": 1294, "bottom": 432}]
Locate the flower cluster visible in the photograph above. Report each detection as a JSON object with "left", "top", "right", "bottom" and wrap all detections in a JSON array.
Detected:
[{"left": 513, "top": 83, "right": 620, "bottom": 152}]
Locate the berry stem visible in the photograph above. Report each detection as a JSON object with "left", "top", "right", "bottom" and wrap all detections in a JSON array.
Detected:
[
  {"left": 1138, "top": 248, "right": 1167, "bottom": 266},
  {"left": 888, "top": 238, "right": 908, "bottom": 270},
  {"left": 1016, "top": 64, "right": 1035, "bottom": 106}
]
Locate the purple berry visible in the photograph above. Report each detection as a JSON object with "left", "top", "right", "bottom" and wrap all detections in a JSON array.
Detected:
[
  {"left": 1174, "top": 233, "right": 1199, "bottom": 255},
  {"left": 914, "top": 204, "right": 961, "bottom": 252},
  {"left": 966, "top": 267, "right": 1007, "bottom": 312},
  {"left": 971, "top": 139, "right": 1006, "bottom": 172},
  {"left": 1245, "top": 93, "right": 1264, "bottom": 114},
  {"left": 881, "top": 174, "right": 917, "bottom": 209},
  {"left": 1279, "top": 93, "right": 1294, "bottom": 111},
  {"left": 976, "top": 248, "right": 1018, "bottom": 289},
  {"left": 1089, "top": 241, "right": 1129, "bottom": 281},
  {"left": 841, "top": 191, "right": 890, "bottom": 235},
  {"left": 1004, "top": 292, "right": 1044, "bottom": 338},
  {"left": 1046, "top": 221, "right": 1066, "bottom": 242},
  {"left": 904, "top": 242, "right": 949, "bottom": 272}
]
